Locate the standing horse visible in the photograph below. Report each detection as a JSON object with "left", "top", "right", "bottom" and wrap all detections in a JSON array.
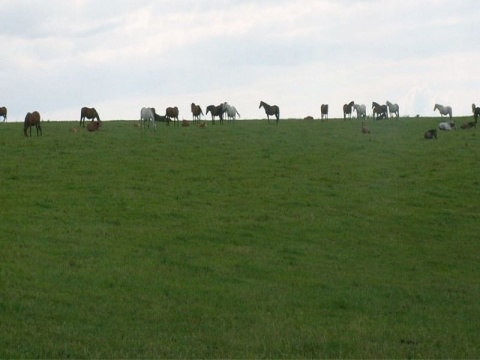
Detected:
[
  {"left": 386, "top": 101, "right": 399, "bottom": 117},
  {"left": 140, "top": 107, "right": 156, "bottom": 130},
  {"left": 259, "top": 101, "right": 280, "bottom": 124},
  {"left": 372, "top": 102, "right": 388, "bottom": 120},
  {"left": 24, "top": 111, "right": 42, "bottom": 137},
  {"left": 321, "top": 104, "right": 328, "bottom": 120},
  {"left": 165, "top": 106, "right": 179, "bottom": 126},
  {"left": 191, "top": 103, "right": 203, "bottom": 123},
  {"left": 343, "top": 101, "right": 354, "bottom": 120},
  {"left": 472, "top": 103, "right": 480, "bottom": 122},
  {"left": 80, "top": 107, "right": 100, "bottom": 127},
  {"left": 0, "top": 106, "right": 7, "bottom": 122},
  {"left": 434, "top": 104, "right": 452, "bottom": 120},
  {"left": 353, "top": 104, "right": 366, "bottom": 119},
  {"left": 224, "top": 102, "right": 240, "bottom": 121},
  {"left": 206, "top": 104, "right": 225, "bottom": 124}
]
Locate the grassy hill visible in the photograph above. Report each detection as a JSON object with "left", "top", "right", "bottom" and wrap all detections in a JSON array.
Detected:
[{"left": 1, "top": 118, "right": 479, "bottom": 358}]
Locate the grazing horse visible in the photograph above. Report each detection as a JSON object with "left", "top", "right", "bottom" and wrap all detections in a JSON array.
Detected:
[
  {"left": 424, "top": 129, "right": 437, "bottom": 139},
  {"left": 259, "top": 101, "right": 280, "bottom": 124},
  {"left": 80, "top": 107, "right": 100, "bottom": 128},
  {"left": 165, "top": 106, "right": 179, "bottom": 126},
  {"left": 372, "top": 102, "right": 388, "bottom": 120},
  {"left": 472, "top": 103, "right": 480, "bottom": 122},
  {"left": 434, "top": 104, "right": 452, "bottom": 120},
  {"left": 353, "top": 104, "right": 366, "bottom": 119},
  {"left": 343, "top": 101, "right": 354, "bottom": 120},
  {"left": 438, "top": 121, "right": 456, "bottom": 131},
  {"left": 191, "top": 103, "right": 203, "bottom": 123},
  {"left": 24, "top": 111, "right": 42, "bottom": 137},
  {"left": 321, "top": 104, "right": 328, "bottom": 120},
  {"left": 0, "top": 106, "right": 7, "bottom": 122},
  {"left": 386, "top": 101, "right": 399, "bottom": 117},
  {"left": 206, "top": 104, "right": 225, "bottom": 124},
  {"left": 140, "top": 107, "right": 156, "bottom": 130},
  {"left": 224, "top": 102, "right": 240, "bottom": 121}
]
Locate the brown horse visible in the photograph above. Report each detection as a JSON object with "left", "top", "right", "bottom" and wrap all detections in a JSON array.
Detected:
[
  {"left": 80, "top": 107, "right": 100, "bottom": 127},
  {"left": 191, "top": 103, "right": 203, "bottom": 123},
  {"left": 259, "top": 101, "right": 280, "bottom": 124},
  {"left": 206, "top": 104, "right": 225, "bottom": 124},
  {"left": 372, "top": 102, "right": 388, "bottom": 120},
  {"left": 321, "top": 104, "right": 328, "bottom": 121},
  {"left": 87, "top": 121, "right": 101, "bottom": 132},
  {"left": 0, "top": 106, "right": 7, "bottom": 122},
  {"left": 343, "top": 101, "right": 354, "bottom": 120},
  {"left": 165, "top": 106, "right": 179, "bottom": 126},
  {"left": 24, "top": 111, "right": 42, "bottom": 137}
]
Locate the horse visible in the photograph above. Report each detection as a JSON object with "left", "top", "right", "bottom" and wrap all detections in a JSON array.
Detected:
[
  {"left": 353, "top": 104, "right": 366, "bottom": 119},
  {"left": 0, "top": 106, "right": 7, "bottom": 122},
  {"left": 321, "top": 104, "right": 328, "bottom": 120},
  {"left": 361, "top": 122, "right": 370, "bottom": 134},
  {"left": 372, "top": 102, "right": 388, "bottom": 120},
  {"left": 472, "top": 103, "right": 480, "bottom": 122},
  {"left": 191, "top": 103, "right": 203, "bottom": 123},
  {"left": 206, "top": 104, "right": 225, "bottom": 124},
  {"left": 224, "top": 103, "right": 240, "bottom": 121},
  {"left": 386, "top": 101, "right": 399, "bottom": 117},
  {"left": 165, "top": 106, "right": 179, "bottom": 126},
  {"left": 424, "top": 129, "right": 437, "bottom": 139},
  {"left": 438, "top": 121, "right": 456, "bottom": 131},
  {"left": 434, "top": 104, "right": 452, "bottom": 119},
  {"left": 343, "top": 101, "right": 354, "bottom": 120},
  {"left": 140, "top": 107, "right": 156, "bottom": 130},
  {"left": 80, "top": 107, "right": 100, "bottom": 127},
  {"left": 87, "top": 121, "right": 101, "bottom": 132},
  {"left": 259, "top": 101, "right": 280, "bottom": 124},
  {"left": 24, "top": 111, "right": 42, "bottom": 137}
]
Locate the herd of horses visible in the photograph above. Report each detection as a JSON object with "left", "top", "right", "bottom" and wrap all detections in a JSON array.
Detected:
[{"left": 3, "top": 101, "right": 480, "bottom": 137}]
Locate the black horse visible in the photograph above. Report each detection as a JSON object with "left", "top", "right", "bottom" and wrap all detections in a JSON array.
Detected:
[
  {"left": 343, "top": 101, "right": 354, "bottom": 120},
  {"left": 424, "top": 129, "right": 437, "bottom": 139},
  {"left": 206, "top": 104, "right": 225, "bottom": 124},
  {"left": 372, "top": 102, "right": 388, "bottom": 120},
  {"left": 259, "top": 101, "right": 280, "bottom": 124}
]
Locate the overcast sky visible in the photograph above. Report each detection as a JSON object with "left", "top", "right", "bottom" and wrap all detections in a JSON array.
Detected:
[{"left": 0, "top": 0, "right": 478, "bottom": 121}]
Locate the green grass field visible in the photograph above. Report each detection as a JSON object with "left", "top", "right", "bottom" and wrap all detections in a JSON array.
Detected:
[{"left": 1, "top": 118, "right": 479, "bottom": 358}]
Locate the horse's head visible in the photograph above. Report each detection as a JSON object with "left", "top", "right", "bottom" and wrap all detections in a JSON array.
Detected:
[
  {"left": 259, "top": 101, "right": 264, "bottom": 109},
  {"left": 434, "top": 104, "right": 439, "bottom": 111}
]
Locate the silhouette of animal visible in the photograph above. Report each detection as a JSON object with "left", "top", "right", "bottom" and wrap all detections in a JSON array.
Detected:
[
  {"left": 321, "top": 104, "right": 328, "bottom": 120},
  {"left": 343, "top": 101, "right": 354, "bottom": 119},
  {"left": 80, "top": 107, "right": 100, "bottom": 127},
  {"left": 0, "top": 106, "right": 7, "bottom": 122},
  {"left": 434, "top": 103, "right": 452, "bottom": 119},
  {"left": 191, "top": 103, "right": 203, "bottom": 123},
  {"left": 165, "top": 106, "right": 179, "bottom": 126},
  {"left": 259, "top": 101, "right": 280, "bottom": 124},
  {"left": 24, "top": 111, "right": 42, "bottom": 137}
]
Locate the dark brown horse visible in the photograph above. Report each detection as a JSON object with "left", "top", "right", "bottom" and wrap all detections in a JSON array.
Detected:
[
  {"left": 321, "top": 104, "right": 328, "bottom": 121},
  {"left": 87, "top": 121, "right": 101, "bottom": 132},
  {"left": 165, "top": 106, "right": 179, "bottom": 126},
  {"left": 259, "top": 101, "right": 280, "bottom": 124},
  {"left": 0, "top": 106, "right": 7, "bottom": 122},
  {"left": 343, "top": 101, "right": 354, "bottom": 120},
  {"left": 80, "top": 107, "right": 100, "bottom": 127},
  {"left": 372, "top": 102, "right": 388, "bottom": 120},
  {"left": 24, "top": 111, "right": 42, "bottom": 137},
  {"left": 206, "top": 104, "right": 225, "bottom": 124},
  {"left": 191, "top": 103, "right": 203, "bottom": 123}
]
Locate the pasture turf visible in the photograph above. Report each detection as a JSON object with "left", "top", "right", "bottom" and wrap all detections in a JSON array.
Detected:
[{"left": 0, "top": 118, "right": 479, "bottom": 358}]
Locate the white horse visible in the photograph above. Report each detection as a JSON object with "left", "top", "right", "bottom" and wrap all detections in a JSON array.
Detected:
[
  {"left": 223, "top": 102, "right": 240, "bottom": 121},
  {"left": 438, "top": 121, "right": 456, "bottom": 131},
  {"left": 140, "top": 107, "right": 156, "bottom": 130},
  {"left": 353, "top": 104, "right": 366, "bottom": 119},
  {"left": 386, "top": 101, "right": 399, "bottom": 117},
  {"left": 434, "top": 104, "right": 452, "bottom": 120}
]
